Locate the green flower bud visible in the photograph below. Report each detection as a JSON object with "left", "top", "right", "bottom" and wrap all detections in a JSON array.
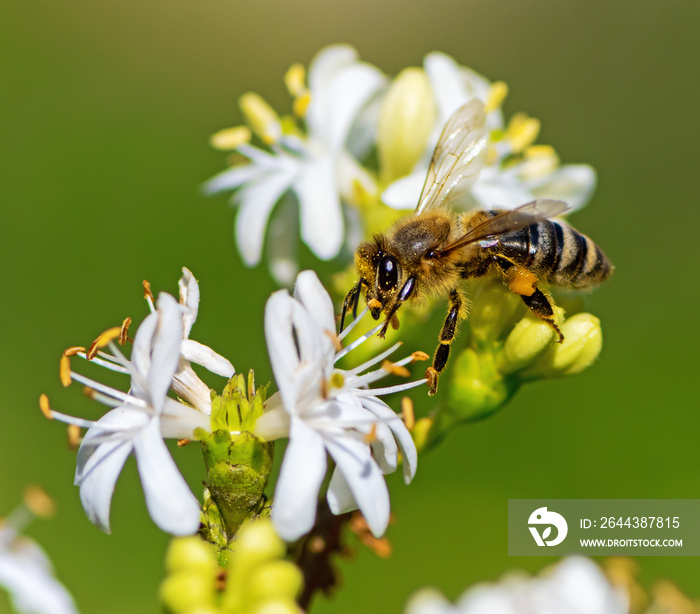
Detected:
[
  {"left": 468, "top": 281, "right": 523, "bottom": 347},
  {"left": 248, "top": 561, "right": 303, "bottom": 604},
  {"left": 523, "top": 313, "right": 602, "bottom": 379},
  {"left": 499, "top": 310, "right": 558, "bottom": 374},
  {"left": 235, "top": 519, "right": 286, "bottom": 569},
  {"left": 160, "top": 570, "right": 215, "bottom": 614},
  {"left": 165, "top": 537, "right": 218, "bottom": 575},
  {"left": 377, "top": 68, "right": 436, "bottom": 184}
]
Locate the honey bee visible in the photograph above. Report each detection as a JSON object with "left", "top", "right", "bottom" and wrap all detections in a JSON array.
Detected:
[{"left": 340, "top": 99, "right": 613, "bottom": 395}]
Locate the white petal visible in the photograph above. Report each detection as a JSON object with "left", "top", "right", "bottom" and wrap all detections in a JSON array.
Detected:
[
  {"left": 0, "top": 547, "right": 79, "bottom": 614},
  {"left": 317, "top": 63, "right": 386, "bottom": 152},
  {"left": 160, "top": 398, "right": 211, "bottom": 438},
  {"left": 424, "top": 52, "right": 471, "bottom": 124},
  {"left": 171, "top": 364, "right": 213, "bottom": 415},
  {"left": 265, "top": 290, "right": 324, "bottom": 412},
  {"left": 266, "top": 196, "right": 299, "bottom": 287},
  {"left": 180, "top": 339, "right": 234, "bottom": 378},
  {"left": 325, "top": 436, "right": 389, "bottom": 537},
  {"left": 271, "top": 416, "right": 327, "bottom": 541},
  {"left": 150, "top": 294, "right": 185, "bottom": 413},
  {"left": 308, "top": 44, "right": 359, "bottom": 96},
  {"left": 361, "top": 397, "right": 417, "bottom": 483},
  {"left": 529, "top": 164, "right": 597, "bottom": 212},
  {"left": 178, "top": 267, "right": 200, "bottom": 337},
  {"left": 382, "top": 172, "right": 425, "bottom": 210},
  {"left": 471, "top": 177, "right": 533, "bottom": 210},
  {"left": 75, "top": 409, "right": 139, "bottom": 533},
  {"left": 235, "top": 164, "right": 299, "bottom": 266},
  {"left": 293, "top": 271, "right": 336, "bottom": 354},
  {"left": 405, "top": 588, "right": 457, "bottom": 614},
  {"left": 129, "top": 310, "right": 158, "bottom": 399},
  {"left": 203, "top": 164, "right": 263, "bottom": 194},
  {"left": 326, "top": 467, "right": 358, "bottom": 514},
  {"left": 133, "top": 418, "right": 201, "bottom": 535},
  {"left": 293, "top": 156, "right": 344, "bottom": 260},
  {"left": 254, "top": 402, "right": 291, "bottom": 441}
]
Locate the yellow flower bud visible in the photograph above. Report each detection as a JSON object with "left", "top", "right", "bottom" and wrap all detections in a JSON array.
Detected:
[
  {"left": 248, "top": 561, "right": 303, "bottom": 603},
  {"left": 525, "top": 313, "right": 603, "bottom": 378},
  {"left": 250, "top": 599, "right": 301, "bottom": 614},
  {"left": 159, "top": 571, "right": 215, "bottom": 614},
  {"left": 165, "top": 537, "right": 217, "bottom": 575},
  {"left": 377, "top": 68, "right": 436, "bottom": 184}
]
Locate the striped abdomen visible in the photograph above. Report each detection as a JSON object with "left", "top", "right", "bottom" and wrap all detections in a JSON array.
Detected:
[{"left": 495, "top": 219, "right": 612, "bottom": 289}]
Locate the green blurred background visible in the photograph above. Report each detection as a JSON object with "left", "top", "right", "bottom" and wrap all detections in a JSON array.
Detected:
[{"left": 2, "top": 0, "right": 699, "bottom": 611}]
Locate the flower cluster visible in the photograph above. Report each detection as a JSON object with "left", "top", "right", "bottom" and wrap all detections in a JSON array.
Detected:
[{"left": 206, "top": 45, "right": 595, "bottom": 284}]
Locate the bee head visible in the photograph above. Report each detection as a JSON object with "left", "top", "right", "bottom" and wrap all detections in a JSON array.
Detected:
[{"left": 354, "top": 239, "right": 402, "bottom": 320}]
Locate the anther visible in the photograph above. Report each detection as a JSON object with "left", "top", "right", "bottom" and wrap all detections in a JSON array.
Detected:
[
  {"left": 382, "top": 360, "right": 410, "bottom": 378},
  {"left": 484, "top": 81, "right": 508, "bottom": 114},
  {"left": 83, "top": 386, "right": 96, "bottom": 399},
  {"left": 364, "top": 423, "right": 377, "bottom": 444},
  {"left": 324, "top": 329, "right": 343, "bottom": 352},
  {"left": 401, "top": 397, "right": 415, "bottom": 430},
  {"left": 67, "top": 425, "right": 82, "bottom": 451},
  {"left": 411, "top": 351, "right": 430, "bottom": 362},
  {"left": 119, "top": 317, "right": 131, "bottom": 345},
  {"left": 209, "top": 126, "right": 252, "bottom": 151},
  {"left": 87, "top": 327, "right": 122, "bottom": 359},
  {"left": 23, "top": 485, "right": 56, "bottom": 519},
  {"left": 143, "top": 280, "right": 154, "bottom": 303},
  {"left": 39, "top": 394, "right": 53, "bottom": 419},
  {"left": 177, "top": 439, "right": 191, "bottom": 447}
]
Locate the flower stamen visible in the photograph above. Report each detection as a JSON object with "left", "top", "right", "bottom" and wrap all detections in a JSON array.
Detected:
[
  {"left": 67, "top": 425, "right": 82, "bottom": 450},
  {"left": 119, "top": 317, "right": 131, "bottom": 345},
  {"left": 87, "top": 327, "right": 122, "bottom": 360},
  {"left": 381, "top": 360, "right": 410, "bottom": 378},
  {"left": 39, "top": 394, "right": 53, "bottom": 419},
  {"left": 401, "top": 397, "right": 415, "bottom": 430}
]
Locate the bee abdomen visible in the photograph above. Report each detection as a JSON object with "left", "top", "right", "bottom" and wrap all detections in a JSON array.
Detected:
[{"left": 497, "top": 219, "right": 612, "bottom": 289}]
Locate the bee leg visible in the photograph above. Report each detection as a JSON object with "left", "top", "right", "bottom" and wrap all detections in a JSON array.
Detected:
[
  {"left": 426, "top": 289, "right": 463, "bottom": 396},
  {"left": 339, "top": 280, "right": 362, "bottom": 333},
  {"left": 379, "top": 276, "right": 416, "bottom": 338},
  {"left": 519, "top": 289, "right": 564, "bottom": 343},
  {"left": 495, "top": 257, "right": 564, "bottom": 343}
]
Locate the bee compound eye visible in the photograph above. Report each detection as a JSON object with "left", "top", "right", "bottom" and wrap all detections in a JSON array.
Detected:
[{"left": 378, "top": 255, "right": 399, "bottom": 291}]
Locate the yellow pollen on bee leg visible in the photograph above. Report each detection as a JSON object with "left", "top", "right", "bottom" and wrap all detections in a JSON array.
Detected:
[
  {"left": 401, "top": 396, "right": 415, "bottom": 430},
  {"left": 367, "top": 299, "right": 382, "bottom": 310},
  {"left": 507, "top": 113, "right": 541, "bottom": 154},
  {"left": 382, "top": 360, "right": 410, "bottom": 378},
  {"left": 119, "top": 317, "right": 131, "bottom": 345},
  {"left": 67, "top": 425, "right": 82, "bottom": 451},
  {"left": 209, "top": 126, "right": 252, "bottom": 151},
  {"left": 484, "top": 81, "right": 509, "bottom": 113},
  {"left": 23, "top": 486, "right": 56, "bottom": 519},
  {"left": 39, "top": 394, "right": 54, "bottom": 419},
  {"left": 87, "top": 327, "right": 122, "bottom": 359}
]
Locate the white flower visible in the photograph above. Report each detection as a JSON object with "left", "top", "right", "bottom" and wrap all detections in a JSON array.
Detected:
[
  {"left": 205, "top": 44, "right": 386, "bottom": 285},
  {"left": 255, "top": 270, "right": 423, "bottom": 541},
  {"left": 48, "top": 293, "right": 213, "bottom": 535},
  {"left": 0, "top": 494, "right": 79, "bottom": 614},
  {"left": 405, "top": 557, "right": 628, "bottom": 614},
  {"left": 145, "top": 267, "right": 235, "bottom": 414},
  {"left": 382, "top": 52, "right": 596, "bottom": 214}
]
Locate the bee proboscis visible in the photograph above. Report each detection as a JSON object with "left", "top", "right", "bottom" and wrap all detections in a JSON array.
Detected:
[{"left": 341, "top": 99, "right": 612, "bottom": 395}]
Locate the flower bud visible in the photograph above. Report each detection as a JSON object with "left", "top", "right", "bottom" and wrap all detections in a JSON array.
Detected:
[
  {"left": 250, "top": 599, "right": 301, "bottom": 614},
  {"left": 524, "top": 313, "right": 602, "bottom": 379},
  {"left": 165, "top": 537, "right": 218, "bottom": 575},
  {"left": 468, "top": 281, "right": 523, "bottom": 347},
  {"left": 247, "top": 561, "right": 303, "bottom": 604},
  {"left": 160, "top": 571, "right": 215, "bottom": 614},
  {"left": 377, "top": 68, "right": 436, "bottom": 184},
  {"left": 500, "top": 311, "right": 557, "bottom": 375}
]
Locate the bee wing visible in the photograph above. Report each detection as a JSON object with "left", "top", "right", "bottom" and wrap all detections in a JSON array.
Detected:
[
  {"left": 439, "top": 199, "right": 571, "bottom": 255},
  {"left": 415, "top": 99, "right": 488, "bottom": 215}
]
